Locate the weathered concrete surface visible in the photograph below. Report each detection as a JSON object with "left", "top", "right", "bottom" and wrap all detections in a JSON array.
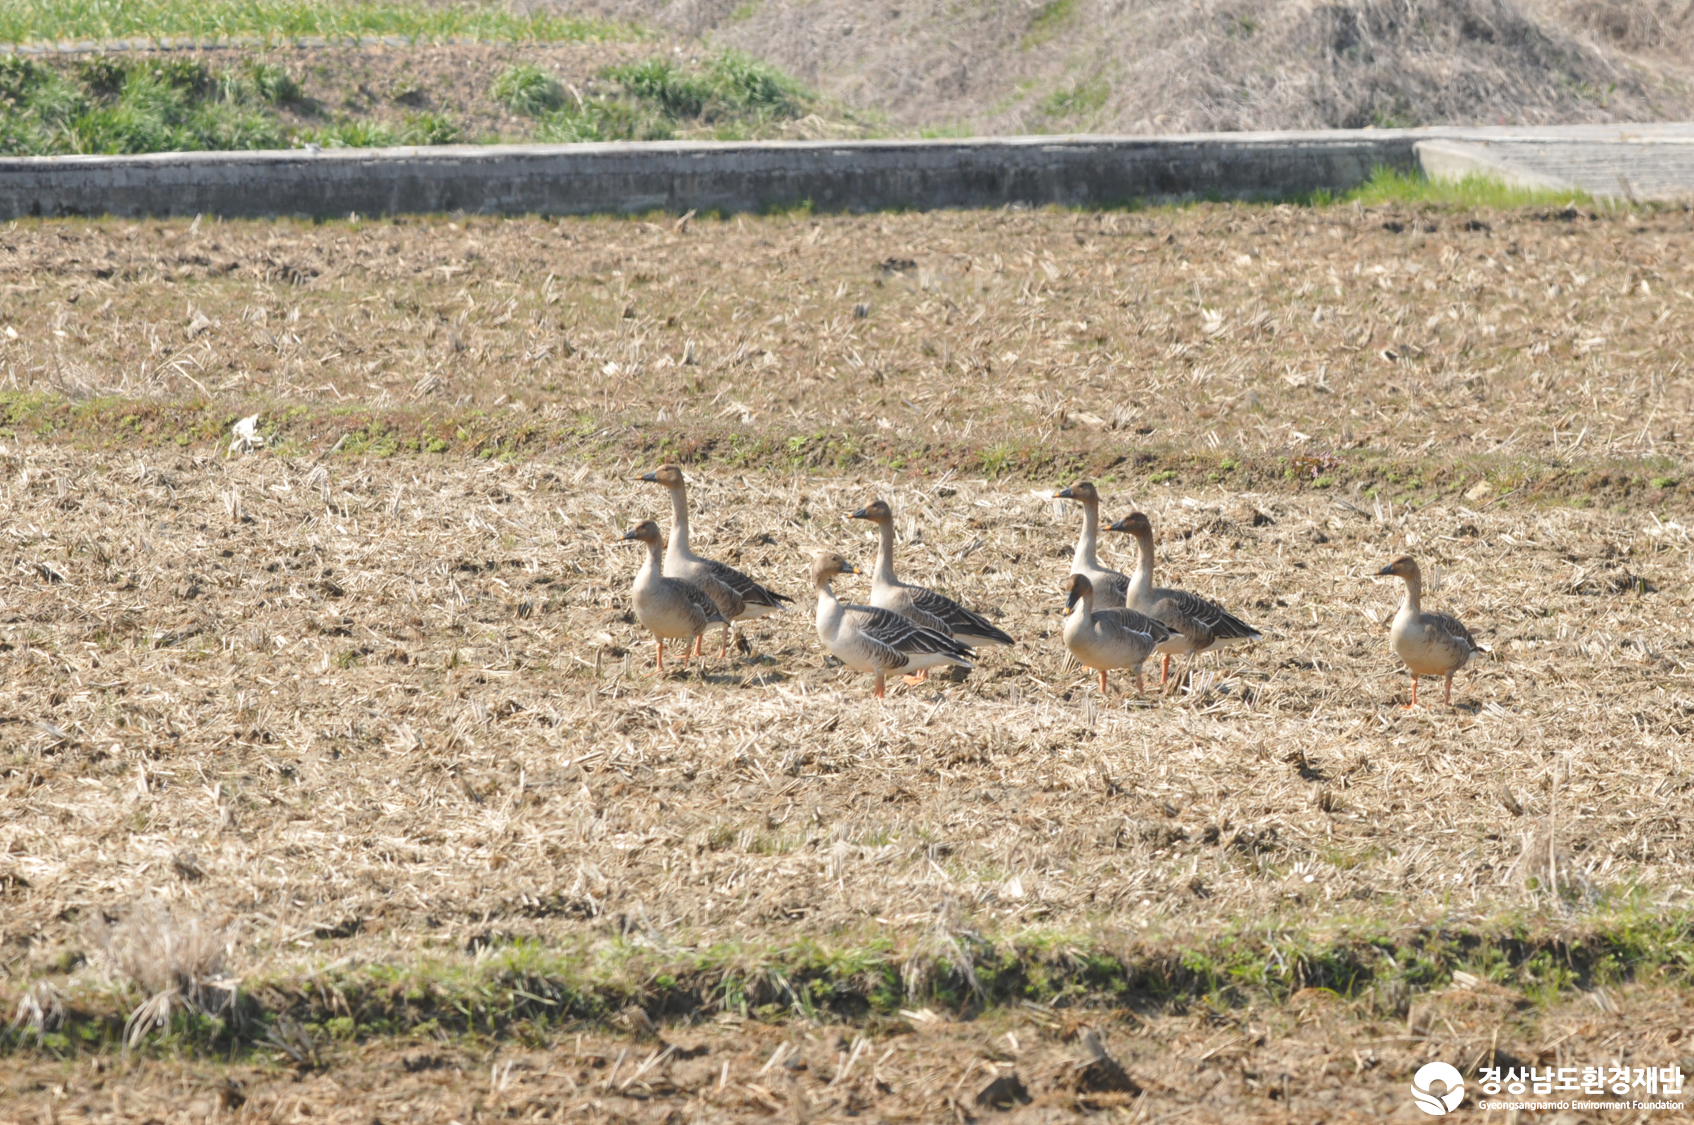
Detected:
[
  {"left": 1414, "top": 123, "right": 1694, "bottom": 201},
  {"left": 0, "top": 132, "right": 1418, "bottom": 220},
  {"left": 0, "top": 124, "right": 1687, "bottom": 221}
]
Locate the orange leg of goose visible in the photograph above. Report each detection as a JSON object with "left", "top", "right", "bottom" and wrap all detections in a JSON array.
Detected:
[
  {"left": 719, "top": 625, "right": 731, "bottom": 659},
  {"left": 1403, "top": 674, "right": 1418, "bottom": 708},
  {"left": 1444, "top": 674, "right": 1454, "bottom": 705},
  {"left": 692, "top": 635, "right": 703, "bottom": 660},
  {"left": 901, "top": 667, "right": 930, "bottom": 685},
  {"left": 1098, "top": 669, "right": 1108, "bottom": 694},
  {"left": 655, "top": 638, "right": 665, "bottom": 674},
  {"left": 873, "top": 670, "right": 886, "bottom": 699},
  {"left": 1160, "top": 654, "right": 1171, "bottom": 685}
]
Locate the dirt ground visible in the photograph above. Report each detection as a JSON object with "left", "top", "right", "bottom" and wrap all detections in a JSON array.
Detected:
[
  {"left": 1, "top": 205, "right": 1692, "bottom": 1120},
  {"left": 1, "top": 448, "right": 1690, "bottom": 958},
  {"left": 0, "top": 204, "right": 1690, "bottom": 487},
  {"left": 3, "top": 982, "right": 1692, "bottom": 1121}
]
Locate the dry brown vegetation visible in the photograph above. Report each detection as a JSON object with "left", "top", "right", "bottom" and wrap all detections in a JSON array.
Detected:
[
  {"left": 576, "top": 0, "right": 1694, "bottom": 134},
  {"left": 4, "top": 982, "right": 1692, "bottom": 1120},
  {"left": 1, "top": 449, "right": 1693, "bottom": 1113},
  {"left": 1, "top": 204, "right": 1691, "bottom": 491},
  {"left": 1, "top": 205, "right": 1692, "bottom": 1119}
]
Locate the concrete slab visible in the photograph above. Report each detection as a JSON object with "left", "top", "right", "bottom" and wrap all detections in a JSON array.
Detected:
[
  {"left": 0, "top": 124, "right": 1687, "bottom": 220},
  {"left": 1416, "top": 124, "right": 1694, "bottom": 200}
]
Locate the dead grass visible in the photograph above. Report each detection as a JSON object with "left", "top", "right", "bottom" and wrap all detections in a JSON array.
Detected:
[
  {"left": 0, "top": 204, "right": 1690, "bottom": 494},
  {"left": 1, "top": 203, "right": 1692, "bottom": 1119},
  {"left": 578, "top": 0, "right": 1694, "bottom": 134},
  {"left": 0, "top": 448, "right": 1690, "bottom": 977}
]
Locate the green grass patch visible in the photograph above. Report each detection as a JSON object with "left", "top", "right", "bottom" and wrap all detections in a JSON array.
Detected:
[
  {"left": 0, "top": 391, "right": 1686, "bottom": 514},
  {"left": 1343, "top": 166, "right": 1596, "bottom": 210},
  {"left": 1038, "top": 77, "right": 1108, "bottom": 119},
  {"left": 0, "top": 53, "right": 466, "bottom": 154},
  {"left": 7, "top": 911, "right": 1694, "bottom": 1056},
  {"left": 0, "top": 0, "right": 626, "bottom": 47},
  {"left": 1021, "top": 0, "right": 1076, "bottom": 48},
  {"left": 495, "top": 51, "right": 811, "bottom": 144}
]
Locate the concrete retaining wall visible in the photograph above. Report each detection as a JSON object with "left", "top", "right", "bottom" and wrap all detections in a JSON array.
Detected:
[
  {"left": 0, "top": 133, "right": 1419, "bottom": 221},
  {"left": 0, "top": 124, "right": 1688, "bottom": 221}
]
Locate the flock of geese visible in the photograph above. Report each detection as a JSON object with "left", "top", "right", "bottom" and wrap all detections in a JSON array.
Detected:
[{"left": 620, "top": 465, "right": 1484, "bottom": 706}]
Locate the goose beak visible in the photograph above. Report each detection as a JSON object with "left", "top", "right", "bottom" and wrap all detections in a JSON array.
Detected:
[
  {"left": 840, "top": 561, "right": 862, "bottom": 575},
  {"left": 1376, "top": 563, "right": 1395, "bottom": 576},
  {"left": 849, "top": 507, "right": 869, "bottom": 520},
  {"left": 1053, "top": 486, "right": 1074, "bottom": 500},
  {"left": 1064, "top": 590, "right": 1081, "bottom": 613},
  {"left": 1106, "top": 517, "right": 1129, "bottom": 533},
  {"left": 619, "top": 529, "right": 641, "bottom": 541},
  {"left": 636, "top": 471, "right": 658, "bottom": 482}
]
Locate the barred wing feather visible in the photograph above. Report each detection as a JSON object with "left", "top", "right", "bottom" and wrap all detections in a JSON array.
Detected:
[
  {"left": 703, "top": 558, "right": 793, "bottom": 610},
  {"left": 906, "top": 587, "right": 1015, "bottom": 646}
]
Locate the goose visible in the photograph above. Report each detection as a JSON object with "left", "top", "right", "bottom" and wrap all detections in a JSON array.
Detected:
[
  {"left": 1377, "top": 555, "right": 1482, "bottom": 706},
  {"left": 849, "top": 498, "right": 1014, "bottom": 681},
  {"left": 810, "top": 550, "right": 973, "bottom": 699},
  {"left": 1061, "top": 574, "right": 1172, "bottom": 695},
  {"left": 619, "top": 520, "right": 729, "bottom": 673},
  {"left": 638, "top": 464, "right": 792, "bottom": 655},
  {"left": 1050, "top": 481, "right": 1129, "bottom": 608},
  {"left": 1107, "top": 511, "right": 1260, "bottom": 684}
]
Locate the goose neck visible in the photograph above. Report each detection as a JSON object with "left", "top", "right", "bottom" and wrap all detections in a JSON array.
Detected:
[
  {"left": 1401, "top": 571, "right": 1423, "bottom": 616},
  {"left": 1130, "top": 530, "right": 1156, "bottom": 595},
  {"left": 814, "top": 578, "right": 842, "bottom": 633},
  {"left": 665, "top": 484, "right": 691, "bottom": 560},
  {"left": 873, "top": 519, "right": 898, "bottom": 587},
  {"left": 636, "top": 539, "right": 664, "bottom": 586},
  {"left": 1072, "top": 498, "right": 1101, "bottom": 571}
]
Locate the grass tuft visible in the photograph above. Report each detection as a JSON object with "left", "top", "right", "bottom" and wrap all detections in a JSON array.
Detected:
[
  {"left": 499, "top": 50, "right": 812, "bottom": 143},
  {"left": 1343, "top": 166, "right": 1596, "bottom": 209},
  {"left": 0, "top": 0, "right": 627, "bottom": 47}
]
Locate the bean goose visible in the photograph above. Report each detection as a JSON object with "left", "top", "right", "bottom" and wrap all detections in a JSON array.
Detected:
[
  {"left": 850, "top": 498, "right": 1013, "bottom": 682},
  {"left": 638, "top": 464, "right": 792, "bottom": 655},
  {"left": 1378, "top": 555, "right": 1482, "bottom": 706},
  {"left": 1061, "top": 574, "right": 1173, "bottom": 695},
  {"left": 1107, "top": 512, "right": 1260, "bottom": 684},
  {"left": 1050, "top": 481, "right": 1129, "bottom": 608},
  {"left": 810, "top": 551, "right": 973, "bottom": 699},
  {"left": 619, "top": 520, "right": 729, "bottom": 673}
]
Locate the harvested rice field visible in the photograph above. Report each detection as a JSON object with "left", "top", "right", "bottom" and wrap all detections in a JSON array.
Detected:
[{"left": 1, "top": 202, "right": 1693, "bottom": 1121}]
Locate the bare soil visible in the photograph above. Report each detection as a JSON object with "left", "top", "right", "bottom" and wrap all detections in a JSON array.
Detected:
[
  {"left": 4, "top": 983, "right": 1692, "bottom": 1121},
  {"left": 1, "top": 206, "right": 1692, "bottom": 1122},
  {"left": 0, "top": 204, "right": 1690, "bottom": 490}
]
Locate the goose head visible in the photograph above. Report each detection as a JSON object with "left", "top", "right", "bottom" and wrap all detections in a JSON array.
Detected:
[
  {"left": 1107, "top": 511, "right": 1153, "bottom": 537},
  {"left": 620, "top": 519, "right": 664, "bottom": 547},
  {"left": 811, "top": 550, "right": 861, "bottom": 587},
  {"left": 1053, "top": 480, "right": 1100, "bottom": 505},
  {"left": 637, "top": 464, "right": 686, "bottom": 489},
  {"left": 1063, "top": 572, "right": 1093, "bottom": 614},
  {"left": 1378, "top": 555, "right": 1420, "bottom": 580},
  {"left": 849, "top": 498, "right": 894, "bottom": 523}
]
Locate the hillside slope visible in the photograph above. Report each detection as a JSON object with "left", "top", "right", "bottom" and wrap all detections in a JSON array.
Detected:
[{"left": 566, "top": 0, "right": 1694, "bottom": 133}]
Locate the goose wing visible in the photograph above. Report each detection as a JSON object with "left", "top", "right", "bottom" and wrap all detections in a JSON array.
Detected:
[
  {"left": 702, "top": 557, "right": 793, "bottom": 611},
  {"left": 677, "top": 577, "right": 730, "bottom": 624},
  {"left": 905, "top": 586, "right": 1015, "bottom": 646},
  {"left": 1423, "top": 611, "right": 1480, "bottom": 654},
  {"left": 1090, "top": 569, "right": 1130, "bottom": 609},
  {"left": 845, "top": 604, "right": 975, "bottom": 662},
  {"left": 1151, "top": 587, "right": 1260, "bottom": 643},
  {"left": 1092, "top": 607, "right": 1175, "bottom": 644}
]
